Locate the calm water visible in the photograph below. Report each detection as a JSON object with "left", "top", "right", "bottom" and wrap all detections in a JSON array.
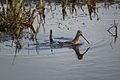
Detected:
[{"left": 0, "top": 3, "right": 120, "bottom": 80}]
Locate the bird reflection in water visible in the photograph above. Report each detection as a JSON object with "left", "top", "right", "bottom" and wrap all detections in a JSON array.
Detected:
[{"left": 72, "top": 45, "right": 90, "bottom": 60}]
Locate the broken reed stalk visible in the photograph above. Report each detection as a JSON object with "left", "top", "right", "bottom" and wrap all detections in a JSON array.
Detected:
[
  {"left": 50, "top": 29, "right": 54, "bottom": 43},
  {"left": 36, "top": 0, "right": 46, "bottom": 33},
  {"left": 107, "top": 20, "right": 118, "bottom": 44},
  {"left": 87, "top": 0, "right": 96, "bottom": 20},
  {"left": 114, "top": 20, "right": 118, "bottom": 43}
]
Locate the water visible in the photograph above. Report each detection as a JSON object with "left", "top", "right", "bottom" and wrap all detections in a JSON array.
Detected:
[{"left": 0, "top": 3, "right": 120, "bottom": 80}]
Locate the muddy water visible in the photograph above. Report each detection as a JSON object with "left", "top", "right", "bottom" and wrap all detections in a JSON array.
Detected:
[{"left": 0, "top": 3, "right": 120, "bottom": 80}]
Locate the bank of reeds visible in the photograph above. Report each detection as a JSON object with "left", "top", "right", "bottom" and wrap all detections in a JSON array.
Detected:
[
  {"left": 0, "top": 0, "right": 36, "bottom": 40},
  {"left": 0, "top": 0, "right": 119, "bottom": 42}
]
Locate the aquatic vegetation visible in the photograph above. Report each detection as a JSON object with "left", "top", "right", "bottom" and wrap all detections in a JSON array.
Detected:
[
  {"left": 0, "top": 0, "right": 37, "bottom": 41},
  {"left": 0, "top": 0, "right": 119, "bottom": 52},
  {"left": 0, "top": 0, "right": 120, "bottom": 65},
  {"left": 107, "top": 20, "right": 118, "bottom": 48}
]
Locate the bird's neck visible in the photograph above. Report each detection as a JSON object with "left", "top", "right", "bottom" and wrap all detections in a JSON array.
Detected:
[{"left": 73, "top": 33, "right": 80, "bottom": 42}]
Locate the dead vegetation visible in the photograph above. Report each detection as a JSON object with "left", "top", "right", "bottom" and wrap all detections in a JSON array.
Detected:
[
  {"left": 107, "top": 20, "right": 118, "bottom": 46},
  {"left": 0, "top": 0, "right": 119, "bottom": 49},
  {"left": 0, "top": 0, "right": 37, "bottom": 40}
]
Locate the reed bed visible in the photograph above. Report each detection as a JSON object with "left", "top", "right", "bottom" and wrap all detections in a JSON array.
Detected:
[
  {"left": 0, "top": 0, "right": 39, "bottom": 41},
  {"left": 0, "top": 0, "right": 119, "bottom": 48}
]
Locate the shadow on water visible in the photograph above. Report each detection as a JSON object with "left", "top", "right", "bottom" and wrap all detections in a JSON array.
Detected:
[{"left": 11, "top": 41, "right": 90, "bottom": 64}]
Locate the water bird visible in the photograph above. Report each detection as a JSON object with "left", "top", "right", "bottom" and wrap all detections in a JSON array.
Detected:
[{"left": 58, "top": 30, "right": 90, "bottom": 46}]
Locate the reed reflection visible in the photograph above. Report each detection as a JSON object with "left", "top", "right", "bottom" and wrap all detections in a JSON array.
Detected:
[{"left": 107, "top": 20, "right": 118, "bottom": 48}]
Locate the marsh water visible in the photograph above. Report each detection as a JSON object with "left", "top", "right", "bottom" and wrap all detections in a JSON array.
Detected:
[{"left": 0, "top": 2, "right": 120, "bottom": 80}]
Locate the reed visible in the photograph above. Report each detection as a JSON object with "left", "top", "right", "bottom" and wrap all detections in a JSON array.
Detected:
[{"left": 0, "top": 0, "right": 36, "bottom": 40}]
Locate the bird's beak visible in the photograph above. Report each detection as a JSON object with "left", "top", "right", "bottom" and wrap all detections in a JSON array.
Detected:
[{"left": 81, "top": 34, "right": 90, "bottom": 44}]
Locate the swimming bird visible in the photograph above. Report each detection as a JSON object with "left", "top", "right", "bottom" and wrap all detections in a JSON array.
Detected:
[{"left": 58, "top": 30, "right": 90, "bottom": 46}]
